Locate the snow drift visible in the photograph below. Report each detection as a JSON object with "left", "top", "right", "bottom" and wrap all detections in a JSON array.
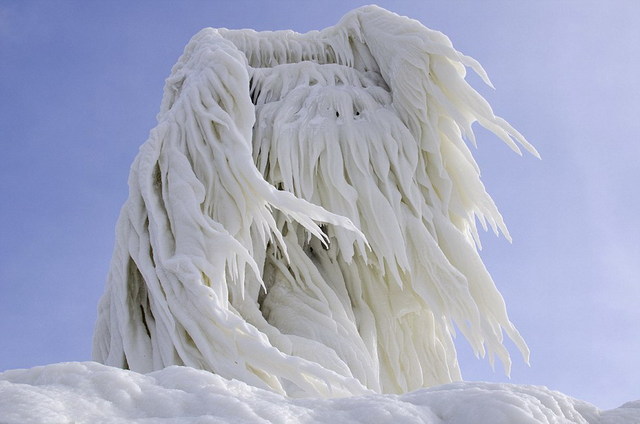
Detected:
[
  {"left": 93, "top": 5, "right": 538, "bottom": 398},
  {"left": 2, "top": 362, "right": 639, "bottom": 424}
]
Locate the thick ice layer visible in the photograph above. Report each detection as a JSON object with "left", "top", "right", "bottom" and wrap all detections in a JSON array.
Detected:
[
  {"left": 2, "top": 362, "right": 639, "bottom": 424},
  {"left": 93, "top": 6, "right": 537, "bottom": 397}
]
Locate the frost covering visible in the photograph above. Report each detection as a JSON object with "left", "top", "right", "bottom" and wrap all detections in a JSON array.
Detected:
[{"left": 93, "top": 6, "right": 539, "bottom": 397}]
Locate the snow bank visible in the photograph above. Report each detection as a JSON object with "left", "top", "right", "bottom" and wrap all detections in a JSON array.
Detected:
[{"left": 1, "top": 362, "right": 638, "bottom": 424}]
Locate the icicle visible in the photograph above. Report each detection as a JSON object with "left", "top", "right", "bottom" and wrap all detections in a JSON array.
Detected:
[{"left": 94, "top": 5, "right": 534, "bottom": 398}]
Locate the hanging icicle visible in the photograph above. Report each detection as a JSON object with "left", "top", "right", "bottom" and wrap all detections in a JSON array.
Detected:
[{"left": 93, "top": 5, "right": 537, "bottom": 398}]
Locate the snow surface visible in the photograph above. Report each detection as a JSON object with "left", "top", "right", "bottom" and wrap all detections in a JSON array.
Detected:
[
  {"left": 93, "top": 5, "right": 536, "bottom": 398},
  {"left": 1, "top": 362, "right": 639, "bottom": 424}
]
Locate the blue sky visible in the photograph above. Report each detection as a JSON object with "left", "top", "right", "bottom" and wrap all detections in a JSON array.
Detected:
[{"left": 1, "top": 0, "right": 639, "bottom": 410}]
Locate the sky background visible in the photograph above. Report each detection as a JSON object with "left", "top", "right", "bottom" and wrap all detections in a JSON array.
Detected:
[{"left": 1, "top": 0, "right": 639, "bottom": 410}]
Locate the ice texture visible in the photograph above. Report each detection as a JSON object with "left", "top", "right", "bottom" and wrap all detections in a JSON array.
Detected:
[
  {"left": 92, "top": 6, "right": 539, "bottom": 397},
  {"left": 2, "top": 362, "right": 638, "bottom": 424},
  {"left": 5, "top": 6, "right": 640, "bottom": 424}
]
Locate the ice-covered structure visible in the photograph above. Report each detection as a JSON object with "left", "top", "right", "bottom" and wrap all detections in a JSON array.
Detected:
[{"left": 93, "top": 5, "right": 539, "bottom": 398}]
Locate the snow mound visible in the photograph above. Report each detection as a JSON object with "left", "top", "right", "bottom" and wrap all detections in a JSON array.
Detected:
[{"left": 1, "top": 362, "right": 637, "bottom": 424}]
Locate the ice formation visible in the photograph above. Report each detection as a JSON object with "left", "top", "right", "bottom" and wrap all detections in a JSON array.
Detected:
[
  {"left": 93, "top": 5, "right": 539, "bottom": 397},
  {"left": 2, "top": 362, "right": 640, "bottom": 424}
]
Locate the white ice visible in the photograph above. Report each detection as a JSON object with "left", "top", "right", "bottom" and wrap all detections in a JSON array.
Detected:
[
  {"left": 92, "top": 5, "right": 537, "bottom": 398},
  {"left": 3, "top": 6, "right": 640, "bottom": 423},
  {"left": 1, "top": 362, "right": 638, "bottom": 424}
]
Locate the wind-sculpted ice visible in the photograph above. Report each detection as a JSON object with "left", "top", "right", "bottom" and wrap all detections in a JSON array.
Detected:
[{"left": 93, "top": 6, "right": 539, "bottom": 397}]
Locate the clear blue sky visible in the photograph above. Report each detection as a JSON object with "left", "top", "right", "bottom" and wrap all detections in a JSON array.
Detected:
[{"left": 1, "top": 0, "right": 639, "bottom": 410}]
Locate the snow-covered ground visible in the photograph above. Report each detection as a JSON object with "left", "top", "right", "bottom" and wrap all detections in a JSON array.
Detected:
[{"left": 1, "top": 362, "right": 638, "bottom": 424}]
